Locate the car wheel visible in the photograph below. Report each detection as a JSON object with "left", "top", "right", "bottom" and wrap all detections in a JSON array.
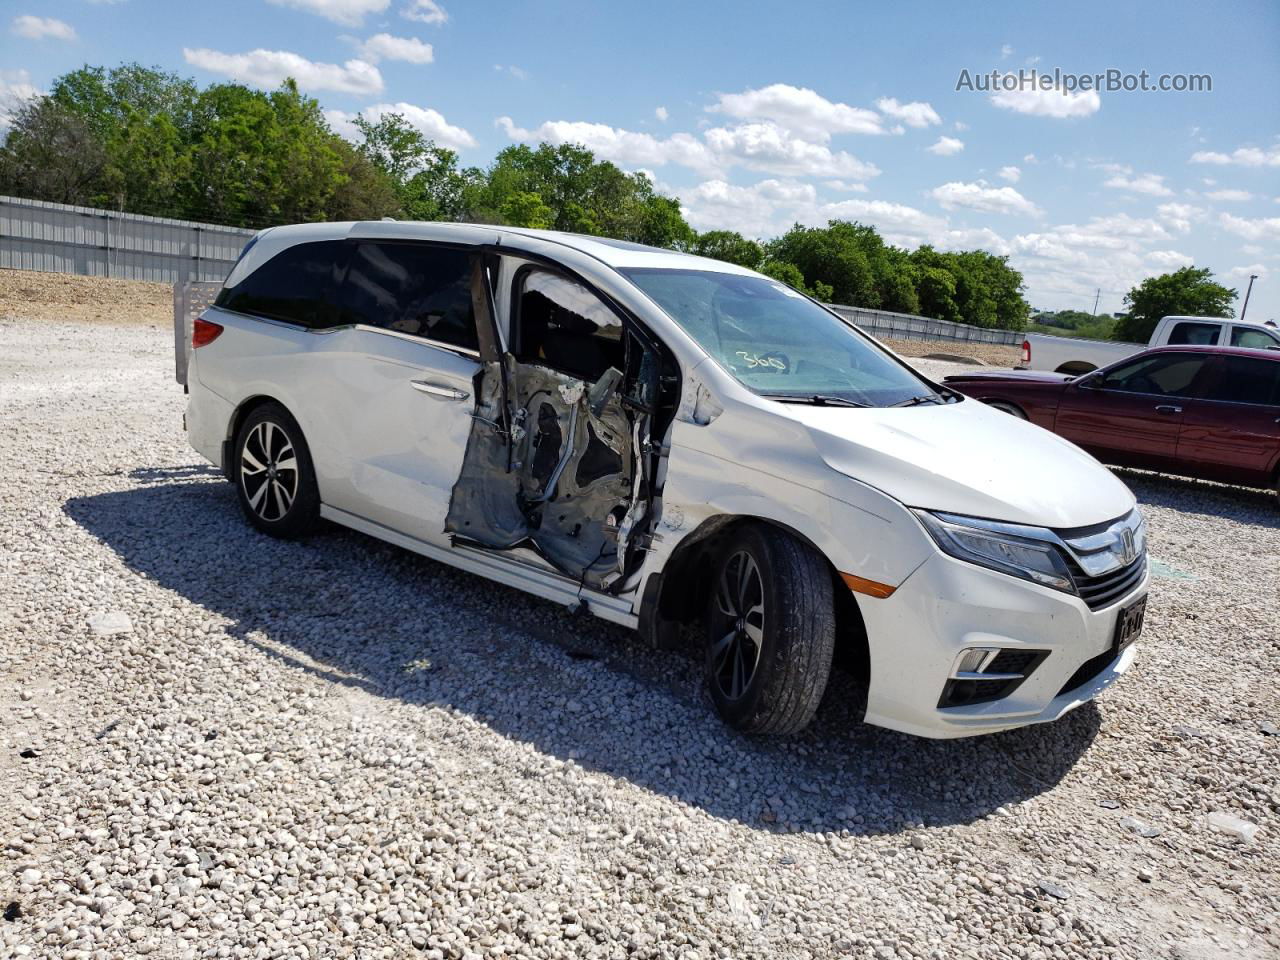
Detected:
[
  {"left": 233, "top": 402, "right": 319, "bottom": 538},
  {"left": 986, "top": 400, "right": 1028, "bottom": 420},
  {"left": 704, "top": 524, "right": 835, "bottom": 735}
]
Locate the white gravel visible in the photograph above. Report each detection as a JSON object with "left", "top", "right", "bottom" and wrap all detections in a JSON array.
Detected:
[{"left": 1, "top": 316, "right": 1277, "bottom": 960}]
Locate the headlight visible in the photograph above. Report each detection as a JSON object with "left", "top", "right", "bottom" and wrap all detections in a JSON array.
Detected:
[{"left": 913, "top": 510, "right": 1075, "bottom": 593}]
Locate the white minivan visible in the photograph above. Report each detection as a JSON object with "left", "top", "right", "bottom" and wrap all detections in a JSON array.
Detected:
[{"left": 185, "top": 221, "right": 1149, "bottom": 738}]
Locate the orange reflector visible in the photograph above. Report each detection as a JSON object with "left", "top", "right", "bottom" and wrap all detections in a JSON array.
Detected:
[{"left": 840, "top": 572, "right": 897, "bottom": 599}]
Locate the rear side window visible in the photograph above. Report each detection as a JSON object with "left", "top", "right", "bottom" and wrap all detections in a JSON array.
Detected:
[
  {"left": 216, "top": 240, "right": 345, "bottom": 328},
  {"left": 1230, "top": 326, "right": 1280, "bottom": 350},
  {"left": 514, "top": 268, "right": 624, "bottom": 382},
  {"left": 339, "top": 242, "right": 478, "bottom": 351},
  {"left": 1205, "top": 357, "right": 1280, "bottom": 406},
  {"left": 1167, "top": 321, "right": 1221, "bottom": 345},
  {"left": 1098, "top": 353, "right": 1208, "bottom": 396}
]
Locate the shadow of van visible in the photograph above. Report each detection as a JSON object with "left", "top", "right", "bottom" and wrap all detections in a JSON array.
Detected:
[{"left": 65, "top": 476, "right": 1101, "bottom": 837}]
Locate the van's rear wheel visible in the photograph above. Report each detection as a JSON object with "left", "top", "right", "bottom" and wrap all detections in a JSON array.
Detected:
[
  {"left": 234, "top": 402, "right": 319, "bottom": 538},
  {"left": 704, "top": 524, "right": 835, "bottom": 735}
]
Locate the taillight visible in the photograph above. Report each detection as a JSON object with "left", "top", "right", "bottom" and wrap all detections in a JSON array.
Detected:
[
  {"left": 192, "top": 317, "right": 224, "bottom": 348},
  {"left": 1021, "top": 339, "right": 1031, "bottom": 364}
]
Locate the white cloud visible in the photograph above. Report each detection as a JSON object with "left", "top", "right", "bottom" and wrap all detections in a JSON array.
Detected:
[
  {"left": 678, "top": 178, "right": 818, "bottom": 236},
  {"left": 1204, "top": 188, "right": 1254, "bottom": 202},
  {"left": 266, "top": 0, "right": 388, "bottom": 26},
  {"left": 709, "top": 83, "right": 885, "bottom": 139},
  {"left": 990, "top": 78, "right": 1100, "bottom": 118},
  {"left": 1103, "top": 172, "right": 1173, "bottom": 197},
  {"left": 925, "top": 136, "right": 964, "bottom": 156},
  {"left": 493, "top": 64, "right": 529, "bottom": 80},
  {"left": 953, "top": 120, "right": 968, "bottom": 131},
  {"left": 0, "top": 69, "right": 41, "bottom": 129},
  {"left": 874, "top": 97, "right": 941, "bottom": 128},
  {"left": 1000, "top": 43, "right": 1014, "bottom": 58},
  {"left": 1219, "top": 213, "right": 1280, "bottom": 243},
  {"left": 998, "top": 165, "right": 1021, "bottom": 183},
  {"left": 328, "top": 101, "right": 475, "bottom": 149},
  {"left": 931, "top": 180, "right": 1040, "bottom": 216},
  {"left": 1023, "top": 153, "right": 1038, "bottom": 164},
  {"left": 703, "top": 121, "right": 880, "bottom": 179},
  {"left": 11, "top": 15, "right": 77, "bottom": 40},
  {"left": 497, "top": 116, "right": 720, "bottom": 175},
  {"left": 184, "top": 47, "right": 383, "bottom": 95},
  {"left": 1147, "top": 250, "right": 1194, "bottom": 269},
  {"left": 1010, "top": 213, "right": 1188, "bottom": 310},
  {"left": 823, "top": 179, "right": 869, "bottom": 193},
  {"left": 358, "top": 33, "right": 433, "bottom": 64},
  {"left": 1190, "top": 144, "right": 1280, "bottom": 167},
  {"left": 1156, "top": 202, "right": 1206, "bottom": 233},
  {"left": 654, "top": 106, "right": 668, "bottom": 122},
  {"left": 1227, "top": 263, "right": 1267, "bottom": 282},
  {"left": 677, "top": 177, "right": 1011, "bottom": 254},
  {"left": 497, "top": 115, "right": 880, "bottom": 181},
  {"left": 402, "top": 0, "right": 448, "bottom": 25}
]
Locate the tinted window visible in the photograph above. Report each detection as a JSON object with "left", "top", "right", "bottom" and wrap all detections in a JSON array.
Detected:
[
  {"left": 1098, "top": 353, "right": 1208, "bottom": 396},
  {"left": 1167, "top": 321, "right": 1221, "bottom": 345},
  {"left": 216, "top": 240, "right": 345, "bottom": 328},
  {"left": 515, "top": 269, "right": 624, "bottom": 382},
  {"left": 1206, "top": 357, "right": 1280, "bottom": 406},
  {"left": 339, "top": 242, "right": 478, "bottom": 351},
  {"left": 1230, "top": 326, "right": 1280, "bottom": 350}
]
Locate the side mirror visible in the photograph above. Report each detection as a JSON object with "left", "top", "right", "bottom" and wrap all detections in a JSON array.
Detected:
[
  {"left": 1075, "top": 372, "right": 1100, "bottom": 389},
  {"left": 587, "top": 367, "right": 624, "bottom": 416}
]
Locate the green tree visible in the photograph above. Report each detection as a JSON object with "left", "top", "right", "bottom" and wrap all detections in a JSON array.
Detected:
[
  {"left": 462, "top": 143, "right": 694, "bottom": 247},
  {"left": 0, "top": 97, "right": 107, "bottom": 205},
  {"left": 1114, "top": 267, "right": 1236, "bottom": 342},
  {"left": 693, "top": 230, "right": 765, "bottom": 269},
  {"left": 325, "top": 139, "right": 399, "bottom": 221},
  {"left": 758, "top": 261, "right": 834, "bottom": 301}
]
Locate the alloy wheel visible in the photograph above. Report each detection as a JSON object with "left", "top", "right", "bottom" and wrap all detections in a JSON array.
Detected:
[
  {"left": 709, "top": 550, "right": 766, "bottom": 701},
  {"left": 240, "top": 420, "right": 298, "bottom": 522}
]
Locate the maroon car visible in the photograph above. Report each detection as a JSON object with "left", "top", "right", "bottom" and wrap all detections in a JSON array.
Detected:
[{"left": 945, "top": 346, "right": 1280, "bottom": 499}]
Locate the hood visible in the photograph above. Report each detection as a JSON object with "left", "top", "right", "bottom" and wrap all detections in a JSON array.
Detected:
[
  {"left": 790, "top": 398, "right": 1135, "bottom": 528},
  {"left": 944, "top": 370, "right": 1074, "bottom": 385}
]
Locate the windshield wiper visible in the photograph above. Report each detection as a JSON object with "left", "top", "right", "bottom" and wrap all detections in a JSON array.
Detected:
[
  {"left": 765, "top": 393, "right": 869, "bottom": 408},
  {"left": 892, "top": 394, "right": 946, "bottom": 407}
]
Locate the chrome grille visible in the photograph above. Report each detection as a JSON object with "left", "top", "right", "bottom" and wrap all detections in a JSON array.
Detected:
[{"left": 1068, "top": 555, "right": 1147, "bottom": 611}]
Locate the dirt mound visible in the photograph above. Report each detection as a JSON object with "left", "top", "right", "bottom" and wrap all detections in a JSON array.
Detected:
[
  {"left": 881, "top": 336, "right": 1019, "bottom": 367},
  {"left": 0, "top": 268, "right": 173, "bottom": 325}
]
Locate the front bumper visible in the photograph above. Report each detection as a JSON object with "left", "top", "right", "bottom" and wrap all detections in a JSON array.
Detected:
[{"left": 859, "top": 550, "right": 1148, "bottom": 739}]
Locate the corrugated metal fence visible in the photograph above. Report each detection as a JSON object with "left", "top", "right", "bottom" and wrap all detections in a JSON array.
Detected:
[
  {"left": 825, "top": 305, "right": 1023, "bottom": 346},
  {"left": 0, "top": 195, "right": 255, "bottom": 283}
]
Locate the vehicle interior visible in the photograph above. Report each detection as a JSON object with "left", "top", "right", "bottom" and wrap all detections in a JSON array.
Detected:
[{"left": 446, "top": 259, "right": 679, "bottom": 592}]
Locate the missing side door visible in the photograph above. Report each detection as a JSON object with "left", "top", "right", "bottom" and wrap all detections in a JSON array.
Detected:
[{"left": 446, "top": 261, "right": 676, "bottom": 592}]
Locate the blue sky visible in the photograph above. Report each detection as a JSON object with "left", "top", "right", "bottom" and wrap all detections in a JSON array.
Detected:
[{"left": 2, "top": 0, "right": 1278, "bottom": 318}]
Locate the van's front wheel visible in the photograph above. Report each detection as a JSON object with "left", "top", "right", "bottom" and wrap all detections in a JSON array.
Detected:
[{"left": 704, "top": 524, "right": 835, "bottom": 735}]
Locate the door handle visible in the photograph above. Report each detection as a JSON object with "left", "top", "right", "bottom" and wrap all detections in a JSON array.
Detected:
[
  {"left": 410, "top": 380, "right": 469, "bottom": 401},
  {"left": 1154, "top": 404, "right": 1182, "bottom": 415}
]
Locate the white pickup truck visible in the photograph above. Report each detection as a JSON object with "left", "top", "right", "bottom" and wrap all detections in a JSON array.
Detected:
[{"left": 1019, "top": 315, "right": 1280, "bottom": 374}]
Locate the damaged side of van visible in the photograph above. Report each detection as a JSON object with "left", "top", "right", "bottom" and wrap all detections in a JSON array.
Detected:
[{"left": 185, "top": 221, "right": 1148, "bottom": 739}]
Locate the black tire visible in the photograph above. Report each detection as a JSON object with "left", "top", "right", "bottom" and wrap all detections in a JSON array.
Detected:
[
  {"left": 232, "top": 402, "right": 319, "bottom": 539},
  {"left": 986, "top": 400, "right": 1028, "bottom": 420},
  {"left": 704, "top": 524, "right": 836, "bottom": 735}
]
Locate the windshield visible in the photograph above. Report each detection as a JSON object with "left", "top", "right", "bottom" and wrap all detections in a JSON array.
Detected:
[{"left": 621, "top": 268, "right": 941, "bottom": 407}]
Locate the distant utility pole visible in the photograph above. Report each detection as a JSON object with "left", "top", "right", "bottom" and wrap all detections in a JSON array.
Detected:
[
  {"left": 1240, "top": 274, "right": 1258, "bottom": 321},
  {"left": 1092, "top": 288, "right": 1100, "bottom": 316}
]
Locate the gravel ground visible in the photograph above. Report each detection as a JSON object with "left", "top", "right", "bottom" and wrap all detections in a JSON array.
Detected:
[{"left": 1, "top": 312, "right": 1277, "bottom": 960}]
